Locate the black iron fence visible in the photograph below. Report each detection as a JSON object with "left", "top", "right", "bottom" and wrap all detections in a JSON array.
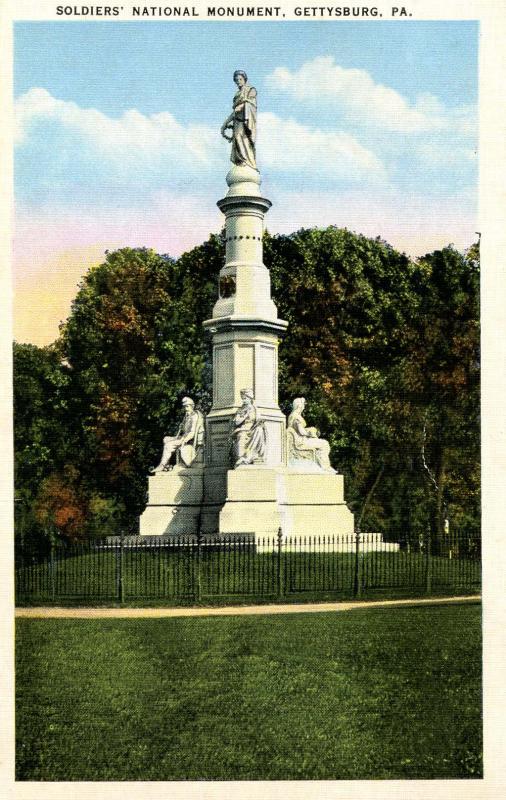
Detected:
[{"left": 15, "top": 529, "right": 481, "bottom": 605}]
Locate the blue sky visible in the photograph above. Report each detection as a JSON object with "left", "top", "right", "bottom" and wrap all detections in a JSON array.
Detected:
[
  {"left": 14, "top": 21, "right": 478, "bottom": 115},
  {"left": 13, "top": 20, "right": 478, "bottom": 344}
]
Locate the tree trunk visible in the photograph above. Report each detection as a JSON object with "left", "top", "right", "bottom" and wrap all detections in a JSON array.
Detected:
[
  {"left": 356, "top": 463, "right": 385, "bottom": 533},
  {"left": 433, "top": 447, "right": 447, "bottom": 555}
]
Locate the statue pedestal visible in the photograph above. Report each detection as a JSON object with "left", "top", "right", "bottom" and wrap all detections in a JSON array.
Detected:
[
  {"left": 139, "top": 154, "right": 357, "bottom": 547},
  {"left": 217, "top": 466, "right": 354, "bottom": 542},
  {"left": 139, "top": 467, "right": 204, "bottom": 537},
  {"left": 139, "top": 464, "right": 354, "bottom": 545}
]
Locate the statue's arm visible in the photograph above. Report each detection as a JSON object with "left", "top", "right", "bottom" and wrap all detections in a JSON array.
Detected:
[
  {"left": 232, "top": 88, "right": 256, "bottom": 113},
  {"left": 221, "top": 112, "right": 234, "bottom": 132},
  {"left": 242, "top": 88, "right": 257, "bottom": 112},
  {"left": 293, "top": 416, "right": 310, "bottom": 437},
  {"left": 181, "top": 414, "right": 198, "bottom": 444},
  {"left": 233, "top": 411, "right": 247, "bottom": 428}
]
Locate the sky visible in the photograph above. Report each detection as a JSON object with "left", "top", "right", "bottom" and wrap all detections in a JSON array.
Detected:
[{"left": 13, "top": 20, "right": 478, "bottom": 345}]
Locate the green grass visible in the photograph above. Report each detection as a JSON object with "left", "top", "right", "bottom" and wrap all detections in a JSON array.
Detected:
[
  {"left": 16, "top": 603, "right": 482, "bottom": 780},
  {"left": 16, "top": 548, "right": 481, "bottom": 605}
]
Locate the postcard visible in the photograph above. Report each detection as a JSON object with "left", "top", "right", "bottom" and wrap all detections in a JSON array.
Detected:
[{"left": 1, "top": 1, "right": 505, "bottom": 798}]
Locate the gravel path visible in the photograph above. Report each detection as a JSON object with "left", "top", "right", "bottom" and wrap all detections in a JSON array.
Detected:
[{"left": 15, "top": 595, "right": 480, "bottom": 618}]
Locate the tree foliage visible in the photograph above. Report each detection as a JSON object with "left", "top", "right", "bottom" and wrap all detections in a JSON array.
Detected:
[
  {"left": 266, "top": 229, "right": 479, "bottom": 539},
  {"left": 13, "top": 228, "right": 480, "bottom": 544}
]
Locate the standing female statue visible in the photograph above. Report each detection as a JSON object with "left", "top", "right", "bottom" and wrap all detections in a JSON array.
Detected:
[
  {"left": 231, "top": 388, "right": 266, "bottom": 466},
  {"left": 221, "top": 70, "right": 258, "bottom": 171}
]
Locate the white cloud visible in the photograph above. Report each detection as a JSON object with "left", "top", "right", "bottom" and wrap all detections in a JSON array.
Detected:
[
  {"left": 15, "top": 87, "right": 222, "bottom": 173},
  {"left": 259, "top": 112, "right": 386, "bottom": 182},
  {"left": 416, "top": 141, "right": 477, "bottom": 169},
  {"left": 266, "top": 56, "right": 476, "bottom": 136},
  {"left": 15, "top": 87, "right": 386, "bottom": 189}
]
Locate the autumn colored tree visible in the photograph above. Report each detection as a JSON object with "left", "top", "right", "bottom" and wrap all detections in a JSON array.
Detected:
[
  {"left": 33, "top": 464, "right": 124, "bottom": 543},
  {"left": 33, "top": 465, "right": 87, "bottom": 541},
  {"left": 58, "top": 241, "right": 221, "bottom": 524},
  {"left": 13, "top": 229, "right": 479, "bottom": 543}
]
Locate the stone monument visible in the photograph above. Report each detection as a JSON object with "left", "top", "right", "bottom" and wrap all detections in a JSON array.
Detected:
[{"left": 139, "top": 71, "right": 354, "bottom": 543}]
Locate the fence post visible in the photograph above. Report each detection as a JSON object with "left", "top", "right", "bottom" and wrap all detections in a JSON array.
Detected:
[
  {"left": 353, "top": 528, "right": 361, "bottom": 598},
  {"left": 195, "top": 530, "right": 202, "bottom": 603},
  {"left": 117, "top": 530, "right": 125, "bottom": 604},
  {"left": 425, "top": 527, "right": 432, "bottom": 596},
  {"left": 276, "top": 527, "right": 284, "bottom": 598}
]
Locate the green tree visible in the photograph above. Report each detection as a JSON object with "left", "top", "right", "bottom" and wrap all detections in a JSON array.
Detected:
[
  {"left": 14, "top": 229, "right": 479, "bottom": 544},
  {"left": 265, "top": 226, "right": 420, "bottom": 531},
  {"left": 58, "top": 240, "right": 222, "bottom": 526},
  {"left": 13, "top": 342, "right": 75, "bottom": 550},
  {"left": 400, "top": 243, "right": 480, "bottom": 547}
]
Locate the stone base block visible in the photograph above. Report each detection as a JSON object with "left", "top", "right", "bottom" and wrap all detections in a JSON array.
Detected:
[
  {"left": 139, "top": 506, "right": 202, "bottom": 537},
  {"left": 200, "top": 468, "right": 228, "bottom": 534},
  {"left": 139, "top": 465, "right": 356, "bottom": 542},
  {"left": 218, "top": 467, "right": 354, "bottom": 539},
  {"left": 139, "top": 467, "right": 204, "bottom": 537}
]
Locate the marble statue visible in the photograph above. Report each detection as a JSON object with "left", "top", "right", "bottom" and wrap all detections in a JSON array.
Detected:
[
  {"left": 231, "top": 388, "right": 266, "bottom": 466},
  {"left": 151, "top": 397, "right": 204, "bottom": 472},
  {"left": 287, "top": 397, "right": 335, "bottom": 473},
  {"left": 221, "top": 70, "right": 258, "bottom": 171}
]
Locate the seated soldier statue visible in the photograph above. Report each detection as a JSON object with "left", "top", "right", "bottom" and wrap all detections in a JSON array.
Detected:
[{"left": 151, "top": 397, "right": 204, "bottom": 472}]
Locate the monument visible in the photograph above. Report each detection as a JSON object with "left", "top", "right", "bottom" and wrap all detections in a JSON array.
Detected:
[{"left": 139, "top": 71, "right": 354, "bottom": 543}]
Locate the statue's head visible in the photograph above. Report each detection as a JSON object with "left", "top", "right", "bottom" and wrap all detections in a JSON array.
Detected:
[
  {"left": 292, "top": 397, "right": 305, "bottom": 411},
  {"left": 240, "top": 388, "right": 254, "bottom": 403},
  {"left": 233, "top": 70, "right": 248, "bottom": 87},
  {"left": 182, "top": 396, "right": 195, "bottom": 411}
]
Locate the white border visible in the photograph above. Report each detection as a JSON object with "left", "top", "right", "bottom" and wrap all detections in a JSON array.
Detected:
[{"left": 2, "top": 2, "right": 505, "bottom": 798}]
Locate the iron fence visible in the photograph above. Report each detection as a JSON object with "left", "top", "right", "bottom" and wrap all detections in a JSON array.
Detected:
[{"left": 15, "top": 529, "right": 481, "bottom": 605}]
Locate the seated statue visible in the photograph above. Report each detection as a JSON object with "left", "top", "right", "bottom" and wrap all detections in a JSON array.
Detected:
[
  {"left": 231, "top": 388, "right": 266, "bottom": 467},
  {"left": 287, "top": 397, "right": 335, "bottom": 473},
  {"left": 151, "top": 397, "right": 204, "bottom": 472}
]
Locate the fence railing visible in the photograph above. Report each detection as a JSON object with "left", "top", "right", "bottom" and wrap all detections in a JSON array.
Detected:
[{"left": 15, "top": 529, "right": 481, "bottom": 605}]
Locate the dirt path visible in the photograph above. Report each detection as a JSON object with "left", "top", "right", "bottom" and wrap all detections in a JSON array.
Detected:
[{"left": 16, "top": 595, "right": 480, "bottom": 619}]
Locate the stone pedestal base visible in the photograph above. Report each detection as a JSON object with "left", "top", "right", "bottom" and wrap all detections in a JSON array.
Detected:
[
  {"left": 139, "top": 467, "right": 204, "bottom": 537},
  {"left": 139, "top": 465, "right": 355, "bottom": 543},
  {"left": 218, "top": 467, "right": 354, "bottom": 539}
]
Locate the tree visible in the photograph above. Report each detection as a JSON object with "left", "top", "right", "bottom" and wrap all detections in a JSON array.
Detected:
[
  {"left": 14, "top": 229, "right": 479, "bottom": 543},
  {"left": 265, "top": 226, "right": 422, "bottom": 531},
  {"left": 57, "top": 240, "right": 222, "bottom": 525},
  {"left": 399, "top": 243, "right": 480, "bottom": 547},
  {"left": 33, "top": 463, "right": 124, "bottom": 542},
  {"left": 13, "top": 342, "right": 75, "bottom": 551},
  {"left": 264, "top": 229, "right": 479, "bottom": 540}
]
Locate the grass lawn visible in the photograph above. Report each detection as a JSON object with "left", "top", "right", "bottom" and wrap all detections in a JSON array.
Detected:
[{"left": 16, "top": 603, "right": 482, "bottom": 780}]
